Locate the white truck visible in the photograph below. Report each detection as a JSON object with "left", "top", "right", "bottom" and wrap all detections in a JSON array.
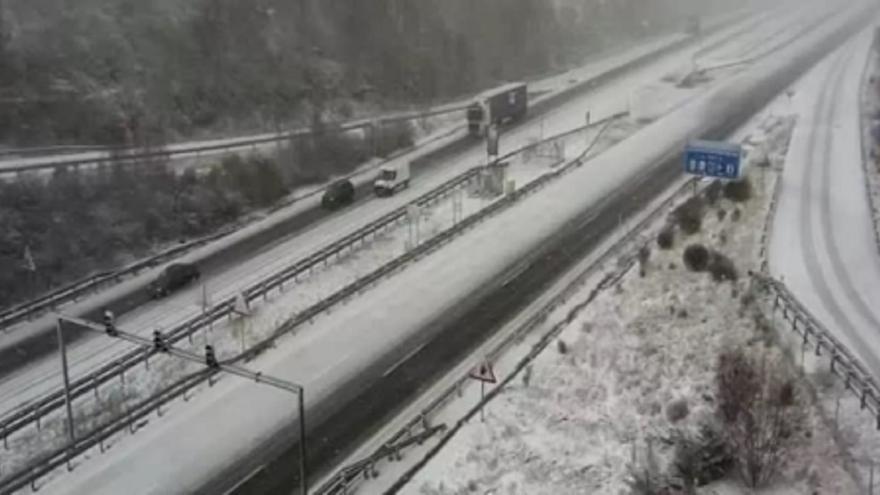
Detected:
[{"left": 373, "top": 162, "right": 410, "bottom": 197}]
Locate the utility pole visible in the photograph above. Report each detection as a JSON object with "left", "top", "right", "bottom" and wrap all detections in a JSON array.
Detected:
[
  {"left": 56, "top": 315, "right": 309, "bottom": 495},
  {"left": 55, "top": 318, "right": 77, "bottom": 446}
]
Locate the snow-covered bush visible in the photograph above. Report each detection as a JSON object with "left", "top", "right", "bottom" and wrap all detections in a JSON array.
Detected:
[
  {"left": 683, "top": 244, "right": 710, "bottom": 272},
  {"left": 731, "top": 208, "right": 742, "bottom": 222},
  {"left": 556, "top": 339, "right": 568, "bottom": 354},
  {"left": 626, "top": 440, "right": 673, "bottom": 495},
  {"left": 671, "top": 423, "right": 734, "bottom": 489},
  {"left": 665, "top": 398, "right": 689, "bottom": 423},
  {"left": 674, "top": 196, "right": 706, "bottom": 235},
  {"left": 638, "top": 244, "right": 652, "bottom": 266},
  {"left": 708, "top": 251, "right": 738, "bottom": 282},
  {"left": 723, "top": 177, "right": 753, "bottom": 203},
  {"left": 657, "top": 227, "right": 675, "bottom": 250},
  {"left": 715, "top": 348, "right": 805, "bottom": 488},
  {"left": 705, "top": 180, "right": 723, "bottom": 204}
]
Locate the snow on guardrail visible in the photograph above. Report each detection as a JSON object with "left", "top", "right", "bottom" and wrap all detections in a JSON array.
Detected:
[{"left": 0, "top": 115, "right": 624, "bottom": 493}]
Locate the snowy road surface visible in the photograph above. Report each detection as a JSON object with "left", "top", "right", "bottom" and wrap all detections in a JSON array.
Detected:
[
  {"left": 23, "top": 2, "right": 871, "bottom": 493},
  {"left": 768, "top": 27, "right": 880, "bottom": 379},
  {"left": 0, "top": 5, "right": 793, "bottom": 416}
]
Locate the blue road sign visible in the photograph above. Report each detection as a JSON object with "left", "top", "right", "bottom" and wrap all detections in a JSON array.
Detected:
[{"left": 684, "top": 140, "right": 743, "bottom": 180}]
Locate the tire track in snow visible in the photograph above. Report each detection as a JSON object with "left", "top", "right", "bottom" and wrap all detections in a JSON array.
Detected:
[
  {"left": 816, "top": 38, "right": 880, "bottom": 349},
  {"left": 799, "top": 40, "right": 880, "bottom": 376}
]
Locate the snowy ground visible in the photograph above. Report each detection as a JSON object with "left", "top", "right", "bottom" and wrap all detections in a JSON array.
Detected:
[
  {"left": 343, "top": 24, "right": 880, "bottom": 492},
  {"left": 390, "top": 105, "right": 861, "bottom": 495},
  {"left": 863, "top": 44, "right": 880, "bottom": 260},
  {"left": 0, "top": 2, "right": 860, "bottom": 492},
  {"left": 0, "top": 39, "right": 734, "bottom": 478},
  {"left": 764, "top": 26, "right": 880, "bottom": 492},
  {"left": 755, "top": 23, "right": 880, "bottom": 494},
  {"left": 0, "top": 121, "right": 611, "bottom": 479}
]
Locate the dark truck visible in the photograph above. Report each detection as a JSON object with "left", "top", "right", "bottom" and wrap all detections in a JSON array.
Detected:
[
  {"left": 148, "top": 262, "right": 201, "bottom": 299},
  {"left": 467, "top": 82, "right": 528, "bottom": 137}
]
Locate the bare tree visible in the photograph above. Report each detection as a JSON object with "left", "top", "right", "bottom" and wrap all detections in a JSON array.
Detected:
[{"left": 716, "top": 348, "right": 804, "bottom": 488}]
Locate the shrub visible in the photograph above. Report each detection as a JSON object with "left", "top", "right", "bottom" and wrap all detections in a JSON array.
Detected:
[
  {"left": 672, "top": 423, "right": 734, "bottom": 488},
  {"left": 522, "top": 364, "right": 533, "bottom": 387},
  {"left": 723, "top": 177, "right": 753, "bottom": 203},
  {"left": 557, "top": 339, "right": 568, "bottom": 354},
  {"left": 716, "top": 349, "right": 760, "bottom": 423},
  {"left": 716, "top": 208, "right": 727, "bottom": 221},
  {"left": 716, "top": 349, "right": 804, "bottom": 488},
  {"left": 666, "top": 398, "right": 690, "bottom": 423},
  {"left": 638, "top": 245, "right": 652, "bottom": 266},
  {"left": 705, "top": 180, "right": 723, "bottom": 204},
  {"left": 626, "top": 440, "right": 671, "bottom": 495},
  {"left": 657, "top": 227, "right": 675, "bottom": 249},
  {"left": 708, "top": 252, "right": 738, "bottom": 282},
  {"left": 732, "top": 208, "right": 742, "bottom": 222},
  {"left": 777, "top": 380, "right": 796, "bottom": 407},
  {"left": 674, "top": 196, "right": 706, "bottom": 235},
  {"left": 683, "top": 244, "right": 710, "bottom": 272}
]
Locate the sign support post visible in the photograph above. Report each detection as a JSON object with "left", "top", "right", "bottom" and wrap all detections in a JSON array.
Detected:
[
  {"left": 469, "top": 359, "right": 497, "bottom": 423},
  {"left": 480, "top": 381, "right": 486, "bottom": 422}
]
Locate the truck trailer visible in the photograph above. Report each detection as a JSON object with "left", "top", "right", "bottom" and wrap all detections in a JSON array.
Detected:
[{"left": 466, "top": 82, "right": 528, "bottom": 137}]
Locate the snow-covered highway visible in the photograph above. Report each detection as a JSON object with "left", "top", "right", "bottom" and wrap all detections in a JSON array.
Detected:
[
  {"left": 769, "top": 28, "right": 880, "bottom": 378},
  {"left": 2, "top": 1, "right": 868, "bottom": 493},
  {"left": 0, "top": 6, "right": 793, "bottom": 415}
]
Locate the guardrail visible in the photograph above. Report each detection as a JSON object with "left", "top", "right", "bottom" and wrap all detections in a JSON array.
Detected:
[
  {"left": 0, "top": 115, "right": 623, "bottom": 478},
  {"left": 0, "top": 115, "right": 470, "bottom": 333},
  {"left": 0, "top": 164, "right": 483, "bottom": 447},
  {"left": 0, "top": 228, "right": 235, "bottom": 330},
  {"left": 751, "top": 273, "right": 880, "bottom": 427},
  {"left": 0, "top": 105, "right": 469, "bottom": 176},
  {"left": 0, "top": 18, "right": 756, "bottom": 487},
  {"left": 0, "top": 17, "right": 706, "bottom": 353},
  {"left": 316, "top": 173, "right": 707, "bottom": 495},
  {"left": 0, "top": 369, "right": 216, "bottom": 495}
]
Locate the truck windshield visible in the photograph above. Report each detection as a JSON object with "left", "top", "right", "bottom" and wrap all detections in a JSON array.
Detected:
[{"left": 380, "top": 169, "right": 397, "bottom": 181}]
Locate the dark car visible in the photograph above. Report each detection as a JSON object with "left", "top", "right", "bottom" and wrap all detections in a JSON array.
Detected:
[
  {"left": 149, "top": 263, "right": 200, "bottom": 299},
  {"left": 321, "top": 179, "right": 356, "bottom": 210}
]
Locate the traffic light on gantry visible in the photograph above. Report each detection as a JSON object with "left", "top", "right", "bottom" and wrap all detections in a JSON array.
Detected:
[
  {"left": 103, "top": 310, "right": 117, "bottom": 337},
  {"left": 153, "top": 330, "right": 169, "bottom": 353},
  {"left": 205, "top": 345, "right": 219, "bottom": 369}
]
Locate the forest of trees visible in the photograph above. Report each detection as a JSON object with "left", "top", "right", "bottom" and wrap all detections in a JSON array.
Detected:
[
  {"left": 0, "top": 0, "right": 716, "bottom": 146},
  {"left": 0, "top": 122, "right": 412, "bottom": 307},
  {"left": 0, "top": 0, "right": 730, "bottom": 307}
]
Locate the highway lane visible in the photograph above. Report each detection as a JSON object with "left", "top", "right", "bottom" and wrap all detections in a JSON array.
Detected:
[
  {"left": 769, "top": 28, "right": 880, "bottom": 379},
  {"left": 31, "top": 2, "right": 874, "bottom": 492},
  {"left": 0, "top": 8, "right": 754, "bottom": 175},
  {"left": 0, "top": 8, "right": 784, "bottom": 415},
  {"left": 213, "top": 102, "right": 695, "bottom": 495}
]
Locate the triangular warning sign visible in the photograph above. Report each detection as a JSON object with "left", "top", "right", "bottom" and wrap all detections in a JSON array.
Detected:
[{"left": 469, "top": 360, "right": 497, "bottom": 384}]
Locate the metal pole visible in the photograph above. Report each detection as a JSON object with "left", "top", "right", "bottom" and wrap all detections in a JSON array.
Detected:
[
  {"left": 480, "top": 381, "right": 485, "bottom": 422},
  {"left": 298, "top": 389, "right": 308, "bottom": 495},
  {"left": 56, "top": 318, "right": 77, "bottom": 444}
]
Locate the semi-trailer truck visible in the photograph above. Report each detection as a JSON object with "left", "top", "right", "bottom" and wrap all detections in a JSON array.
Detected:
[{"left": 466, "top": 82, "right": 528, "bottom": 137}]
